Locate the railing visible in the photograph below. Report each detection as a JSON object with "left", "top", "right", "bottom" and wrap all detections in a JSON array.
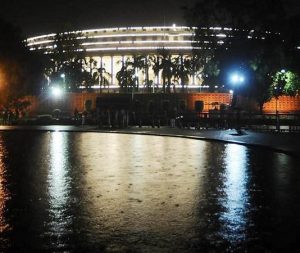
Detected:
[
  {"left": 92, "top": 111, "right": 300, "bottom": 132},
  {"left": 2, "top": 109, "right": 300, "bottom": 132},
  {"left": 179, "top": 112, "right": 300, "bottom": 132}
]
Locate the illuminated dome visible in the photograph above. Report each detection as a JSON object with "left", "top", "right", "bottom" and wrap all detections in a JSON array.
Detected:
[{"left": 26, "top": 25, "right": 233, "bottom": 89}]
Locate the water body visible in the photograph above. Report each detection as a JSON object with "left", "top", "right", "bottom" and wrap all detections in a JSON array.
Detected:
[{"left": 0, "top": 131, "right": 299, "bottom": 252}]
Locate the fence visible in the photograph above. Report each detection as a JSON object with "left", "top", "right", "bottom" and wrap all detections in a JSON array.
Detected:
[{"left": 179, "top": 112, "right": 300, "bottom": 132}]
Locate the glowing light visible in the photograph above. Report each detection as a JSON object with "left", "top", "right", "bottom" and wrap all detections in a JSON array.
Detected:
[
  {"left": 48, "top": 132, "right": 71, "bottom": 234},
  {"left": 0, "top": 137, "right": 10, "bottom": 234},
  {"left": 27, "top": 40, "right": 54, "bottom": 46},
  {"left": 86, "top": 46, "right": 197, "bottom": 52},
  {"left": 51, "top": 87, "right": 63, "bottom": 97},
  {"left": 216, "top": 33, "right": 227, "bottom": 38},
  {"left": 229, "top": 90, "right": 234, "bottom": 94},
  {"left": 26, "top": 26, "right": 194, "bottom": 42},
  {"left": 82, "top": 40, "right": 193, "bottom": 46},
  {"left": 230, "top": 73, "right": 245, "bottom": 85},
  {"left": 219, "top": 144, "right": 249, "bottom": 243},
  {"left": 231, "top": 74, "right": 239, "bottom": 83},
  {"left": 0, "top": 67, "right": 5, "bottom": 87}
]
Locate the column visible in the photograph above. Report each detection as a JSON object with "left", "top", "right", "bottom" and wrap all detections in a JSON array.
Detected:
[{"left": 111, "top": 55, "right": 114, "bottom": 86}]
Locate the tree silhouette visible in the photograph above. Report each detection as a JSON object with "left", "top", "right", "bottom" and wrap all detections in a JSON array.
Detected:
[{"left": 0, "top": 18, "right": 45, "bottom": 106}]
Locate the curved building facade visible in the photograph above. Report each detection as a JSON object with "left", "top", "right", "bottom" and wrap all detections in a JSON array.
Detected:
[{"left": 26, "top": 25, "right": 232, "bottom": 89}]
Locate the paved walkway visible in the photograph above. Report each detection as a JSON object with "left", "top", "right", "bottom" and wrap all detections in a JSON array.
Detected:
[{"left": 1, "top": 125, "right": 299, "bottom": 158}]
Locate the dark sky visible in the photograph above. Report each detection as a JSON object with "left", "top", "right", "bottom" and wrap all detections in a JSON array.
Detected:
[
  {"left": 0, "top": 0, "right": 198, "bottom": 36},
  {"left": 0, "top": 0, "right": 299, "bottom": 37}
]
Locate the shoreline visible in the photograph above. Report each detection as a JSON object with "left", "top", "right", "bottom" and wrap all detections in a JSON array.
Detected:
[{"left": 1, "top": 125, "right": 300, "bottom": 158}]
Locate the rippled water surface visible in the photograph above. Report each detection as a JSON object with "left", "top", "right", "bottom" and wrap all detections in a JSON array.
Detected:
[{"left": 0, "top": 131, "right": 300, "bottom": 252}]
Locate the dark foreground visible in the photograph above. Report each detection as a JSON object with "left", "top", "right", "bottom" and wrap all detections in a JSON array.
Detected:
[{"left": 0, "top": 131, "right": 300, "bottom": 252}]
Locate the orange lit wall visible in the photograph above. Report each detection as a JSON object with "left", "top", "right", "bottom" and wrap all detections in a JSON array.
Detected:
[
  {"left": 18, "top": 93, "right": 300, "bottom": 115},
  {"left": 186, "top": 93, "right": 232, "bottom": 111},
  {"left": 263, "top": 96, "right": 300, "bottom": 113}
]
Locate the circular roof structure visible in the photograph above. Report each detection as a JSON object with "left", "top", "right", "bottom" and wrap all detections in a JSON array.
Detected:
[{"left": 26, "top": 25, "right": 233, "bottom": 55}]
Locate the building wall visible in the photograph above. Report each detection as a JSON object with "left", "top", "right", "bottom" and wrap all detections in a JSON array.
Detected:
[
  {"left": 263, "top": 96, "right": 300, "bottom": 113},
  {"left": 186, "top": 93, "right": 232, "bottom": 111},
  {"left": 23, "top": 93, "right": 300, "bottom": 116}
]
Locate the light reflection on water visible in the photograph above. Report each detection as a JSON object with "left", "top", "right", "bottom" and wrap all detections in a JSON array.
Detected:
[
  {"left": 0, "top": 132, "right": 299, "bottom": 252},
  {"left": 77, "top": 134, "right": 207, "bottom": 241},
  {"left": 0, "top": 136, "right": 10, "bottom": 235},
  {"left": 220, "top": 144, "right": 249, "bottom": 243},
  {"left": 47, "top": 132, "right": 72, "bottom": 247}
]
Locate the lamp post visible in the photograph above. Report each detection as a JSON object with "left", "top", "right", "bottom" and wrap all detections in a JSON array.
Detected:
[
  {"left": 229, "top": 72, "right": 245, "bottom": 134},
  {"left": 60, "top": 73, "right": 66, "bottom": 89},
  {"left": 274, "top": 69, "right": 286, "bottom": 131},
  {"left": 230, "top": 72, "right": 245, "bottom": 108},
  {"left": 51, "top": 86, "right": 63, "bottom": 98}
]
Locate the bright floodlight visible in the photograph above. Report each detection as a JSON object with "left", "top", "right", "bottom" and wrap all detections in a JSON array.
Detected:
[
  {"left": 231, "top": 74, "right": 239, "bottom": 84},
  {"left": 230, "top": 72, "right": 245, "bottom": 85},
  {"left": 52, "top": 87, "right": 62, "bottom": 97},
  {"left": 60, "top": 73, "right": 65, "bottom": 78}
]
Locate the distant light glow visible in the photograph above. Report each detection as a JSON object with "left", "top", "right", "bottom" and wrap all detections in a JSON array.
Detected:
[
  {"left": 230, "top": 73, "right": 245, "bottom": 85},
  {"left": 216, "top": 33, "right": 227, "bottom": 38},
  {"left": 0, "top": 137, "right": 10, "bottom": 234},
  {"left": 52, "top": 87, "right": 63, "bottom": 97},
  {"left": 48, "top": 132, "right": 71, "bottom": 233},
  {"left": 86, "top": 46, "right": 198, "bottom": 52},
  {"left": 219, "top": 144, "right": 249, "bottom": 243}
]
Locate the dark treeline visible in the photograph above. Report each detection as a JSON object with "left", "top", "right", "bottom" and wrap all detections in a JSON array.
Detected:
[
  {"left": 0, "top": 18, "right": 47, "bottom": 107},
  {"left": 184, "top": 0, "right": 300, "bottom": 112}
]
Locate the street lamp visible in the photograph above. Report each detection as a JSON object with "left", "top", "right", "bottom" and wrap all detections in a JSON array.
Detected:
[
  {"left": 274, "top": 69, "right": 286, "bottom": 131},
  {"left": 229, "top": 72, "right": 245, "bottom": 108},
  {"left": 51, "top": 86, "right": 63, "bottom": 98},
  {"left": 229, "top": 72, "right": 245, "bottom": 134},
  {"left": 60, "top": 73, "right": 66, "bottom": 89}
]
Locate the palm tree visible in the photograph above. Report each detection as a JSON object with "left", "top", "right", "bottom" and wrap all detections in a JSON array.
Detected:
[
  {"left": 189, "top": 54, "right": 205, "bottom": 88},
  {"left": 202, "top": 58, "right": 220, "bottom": 92},
  {"left": 116, "top": 62, "right": 136, "bottom": 93},
  {"left": 96, "top": 63, "right": 111, "bottom": 93},
  {"left": 150, "top": 55, "right": 161, "bottom": 93},
  {"left": 159, "top": 50, "right": 174, "bottom": 93},
  {"left": 126, "top": 55, "right": 144, "bottom": 91},
  {"left": 138, "top": 55, "right": 153, "bottom": 93},
  {"left": 173, "top": 55, "right": 192, "bottom": 92},
  {"left": 82, "top": 58, "right": 98, "bottom": 91}
]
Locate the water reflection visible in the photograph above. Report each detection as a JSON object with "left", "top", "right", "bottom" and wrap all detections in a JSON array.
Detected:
[
  {"left": 76, "top": 134, "right": 207, "bottom": 249},
  {"left": 0, "top": 131, "right": 299, "bottom": 251},
  {"left": 0, "top": 136, "right": 10, "bottom": 235},
  {"left": 47, "top": 132, "right": 71, "bottom": 246},
  {"left": 220, "top": 144, "right": 249, "bottom": 243}
]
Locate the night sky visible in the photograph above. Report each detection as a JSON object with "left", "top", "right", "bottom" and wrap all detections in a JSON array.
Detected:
[{"left": 0, "top": 0, "right": 299, "bottom": 37}]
